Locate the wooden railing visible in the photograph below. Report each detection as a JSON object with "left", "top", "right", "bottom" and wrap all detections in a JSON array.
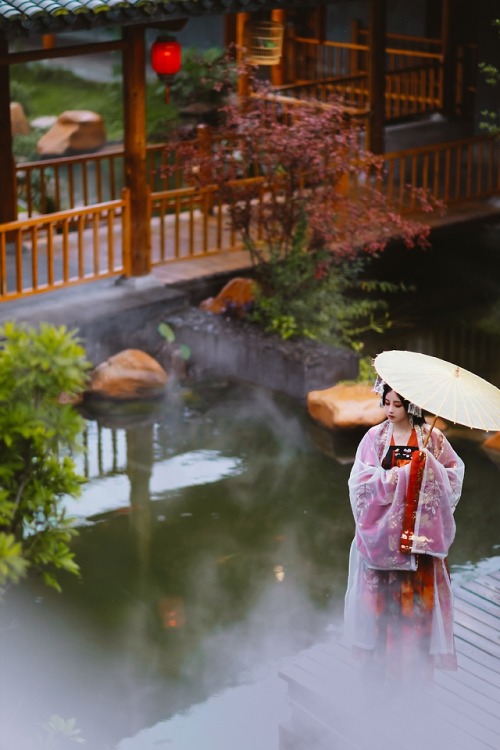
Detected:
[
  {"left": 150, "top": 185, "right": 240, "bottom": 265},
  {"left": 0, "top": 191, "right": 130, "bottom": 301},
  {"left": 352, "top": 24, "right": 477, "bottom": 119},
  {"left": 354, "top": 26, "right": 442, "bottom": 55},
  {"left": 149, "top": 178, "right": 269, "bottom": 265},
  {"left": 382, "top": 134, "right": 500, "bottom": 211},
  {"left": 7, "top": 131, "right": 500, "bottom": 294},
  {"left": 287, "top": 36, "right": 443, "bottom": 118},
  {"left": 291, "top": 36, "right": 368, "bottom": 80},
  {"left": 16, "top": 146, "right": 172, "bottom": 218},
  {"left": 271, "top": 78, "right": 370, "bottom": 117}
]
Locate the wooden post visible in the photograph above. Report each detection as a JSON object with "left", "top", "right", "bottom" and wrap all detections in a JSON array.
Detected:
[
  {"left": 367, "top": 0, "right": 386, "bottom": 154},
  {"left": 235, "top": 12, "right": 251, "bottom": 99},
  {"left": 271, "top": 9, "right": 286, "bottom": 86},
  {"left": 224, "top": 13, "right": 237, "bottom": 53},
  {"left": 351, "top": 18, "right": 362, "bottom": 75},
  {"left": 309, "top": 6, "right": 327, "bottom": 44},
  {"left": 441, "top": 0, "right": 456, "bottom": 118},
  {"left": 0, "top": 38, "right": 17, "bottom": 227},
  {"left": 197, "top": 124, "right": 213, "bottom": 215},
  {"left": 122, "top": 26, "right": 150, "bottom": 277}
]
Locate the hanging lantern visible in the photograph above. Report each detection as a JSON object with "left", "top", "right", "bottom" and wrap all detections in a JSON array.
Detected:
[{"left": 151, "top": 35, "right": 182, "bottom": 103}]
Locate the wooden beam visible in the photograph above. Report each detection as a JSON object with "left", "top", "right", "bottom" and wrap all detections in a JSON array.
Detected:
[
  {"left": 0, "top": 38, "right": 16, "bottom": 226},
  {"left": 0, "top": 39, "right": 124, "bottom": 67},
  {"left": 367, "top": 0, "right": 386, "bottom": 154},
  {"left": 122, "top": 26, "right": 150, "bottom": 277}
]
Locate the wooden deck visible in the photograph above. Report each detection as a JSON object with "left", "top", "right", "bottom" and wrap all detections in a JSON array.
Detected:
[{"left": 278, "top": 569, "right": 500, "bottom": 750}]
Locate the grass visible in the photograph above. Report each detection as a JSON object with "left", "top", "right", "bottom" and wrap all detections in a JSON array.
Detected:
[{"left": 10, "top": 62, "right": 178, "bottom": 160}]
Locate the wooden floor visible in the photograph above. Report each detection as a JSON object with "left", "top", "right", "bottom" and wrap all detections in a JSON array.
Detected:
[{"left": 279, "top": 569, "right": 500, "bottom": 750}]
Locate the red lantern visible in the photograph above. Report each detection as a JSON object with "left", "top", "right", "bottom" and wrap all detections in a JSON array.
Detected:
[{"left": 151, "top": 35, "right": 182, "bottom": 103}]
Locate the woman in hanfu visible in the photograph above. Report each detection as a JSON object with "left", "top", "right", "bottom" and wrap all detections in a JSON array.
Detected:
[{"left": 344, "top": 380, "right": 465, "bottom": 683}]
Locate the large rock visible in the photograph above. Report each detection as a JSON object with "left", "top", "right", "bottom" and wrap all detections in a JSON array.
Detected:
[
  {"left": 37, "top": 110, "right": 106, "bottom": 156},
  {"left": 10, "top": 102, "right": 30, "bottom": 136},
  {"left": 200, "top": 277, "right": 255, "bottom": 317},
  {"left": 86, "top": 349, "right": 169, "bottom": 401},
  {"left": 482, "top": 431, "right": 500, "bottom": 467},
  {"left": 307, "top": 383, "right": 386, "bottom": 430},
  {"left": 483, "top": 432, "right": 500, "bottom": 452}
]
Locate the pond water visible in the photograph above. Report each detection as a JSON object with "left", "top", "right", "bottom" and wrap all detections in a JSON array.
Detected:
[{"left": 1, "top": 219, "right": 500, "bottom": 750}]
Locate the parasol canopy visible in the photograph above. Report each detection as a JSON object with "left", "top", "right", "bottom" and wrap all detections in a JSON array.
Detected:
[{"left": 373, "top": 350, "right": 500, "bottom": 432}]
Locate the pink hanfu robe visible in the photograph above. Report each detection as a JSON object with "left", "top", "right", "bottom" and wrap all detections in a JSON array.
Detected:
[{"left": 344, "top": 420, "right": 465, "bottom": 682}]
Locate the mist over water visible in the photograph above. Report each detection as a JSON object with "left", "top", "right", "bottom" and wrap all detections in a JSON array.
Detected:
[
  {"left": 3, "top": 208, "right": 500, "bottom": 750},
  {"left": 1, "top": 375, "right": 499, "bottom": 750}
]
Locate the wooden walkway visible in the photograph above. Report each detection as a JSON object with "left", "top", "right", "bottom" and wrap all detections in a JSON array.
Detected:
[{"left": 279, "top": 569, "right": 500, "bottom": 750}]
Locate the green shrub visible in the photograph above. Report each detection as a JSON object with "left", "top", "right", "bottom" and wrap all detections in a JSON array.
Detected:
[{"left": 0, "top": 322, "right": 91, "bottom": 596}]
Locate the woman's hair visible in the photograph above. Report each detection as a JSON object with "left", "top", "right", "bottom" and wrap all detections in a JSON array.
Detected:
[{"left": 382, "top": 383, "right": 426, "bottom": 425}]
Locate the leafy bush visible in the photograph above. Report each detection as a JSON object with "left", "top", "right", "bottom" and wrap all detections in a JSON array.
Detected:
[
  {"left": 479, "top": 20, "right": 500, "bottom": 135},
  {"left": 166, "top": 82, "right": 435, "bottom": 349},
  {"left": 169, "top": 47, "right": 237, "bottom": 109},
  {"left": 249, "top": 212, "right": 405, "bottom": 347},
  {"left": 0, "top": 322, "right": 91, "bottom": 596}
]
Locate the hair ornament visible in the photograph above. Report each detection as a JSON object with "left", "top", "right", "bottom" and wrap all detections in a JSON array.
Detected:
[
  {"left": 407, "top": 401, "right": 423, "bottom": 418},
  {"left": 372, "top": 374, "right": 385, "bottom": 395}
]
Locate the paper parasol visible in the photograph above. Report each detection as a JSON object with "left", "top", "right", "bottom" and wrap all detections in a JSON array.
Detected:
[{"left": 373, "top": 350, "right": 500, "bottom": 433}]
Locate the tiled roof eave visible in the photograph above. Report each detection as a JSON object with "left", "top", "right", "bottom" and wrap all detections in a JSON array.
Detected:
[{"left": 0, "top": 0, "right": 327, "bottom": 40}]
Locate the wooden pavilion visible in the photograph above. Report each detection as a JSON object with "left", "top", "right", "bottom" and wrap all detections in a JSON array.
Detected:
[{"left": 0, "top": 0, "right": 495, "bottom": 301}]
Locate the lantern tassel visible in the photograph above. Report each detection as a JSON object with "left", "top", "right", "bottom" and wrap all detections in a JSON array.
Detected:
[{"left": 164, "top": 85, "right": 170, "bottom": 104}]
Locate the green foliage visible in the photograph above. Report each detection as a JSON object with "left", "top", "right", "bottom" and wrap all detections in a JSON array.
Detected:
[
  {"left": 249, "top": 215, "right": 402, "bottom": 348},
  {"left": 10, "top": 50, "right": 237, "bottom": 158},
  {"left": 11, "top": 129, "right": 46, "bottom": 164},
  {"left": 157, "top": 322, "right": 176, "bottom": 343},
  {"left": 357, "top": 354, "right": 377, "bottom": 384},
  {"left": 157, "top": 322, "right": 191, "bottom": 360},
  {"left": 169, "top": 47, "right": 237, "bottom": 109},
  {"left": 479, "top": 19, "right": 500, "bottom": 135},
  {"left": 0, "top": 322, "right": 91, "bottom": 596}
]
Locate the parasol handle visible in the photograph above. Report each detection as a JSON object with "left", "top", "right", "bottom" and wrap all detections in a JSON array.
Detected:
[{"left": 423, "top": 414, "right": 439, "bottom": 448}]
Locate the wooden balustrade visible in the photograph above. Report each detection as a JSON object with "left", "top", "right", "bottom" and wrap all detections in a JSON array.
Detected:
[
  {"left": 292, "top": 35, "right": 368, "bottom": 81},
  {"left": 17, "top": 146, "right": 125, "bottom": 217},
  {"left": 0, "top": 191, "right": 130, "bottom": 301},
  {"left": 383, "top": 135, "right": 500, "bottom": 210},
  {"left": 7, "top": 115, "right": 499, "bottom": 301},
  {"left": 354, "top": 26, "right": 442, "bottom": 55},
  {"left": 288, "top": 36, "right": 443, "bottom": 116},
  {"left": 149, "top": 184, "right": 248, "bottom": 265}
]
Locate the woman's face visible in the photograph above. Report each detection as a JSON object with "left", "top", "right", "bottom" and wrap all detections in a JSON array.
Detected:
[{"left": 384, "top": 389, "right": 409, "bottom": 427}]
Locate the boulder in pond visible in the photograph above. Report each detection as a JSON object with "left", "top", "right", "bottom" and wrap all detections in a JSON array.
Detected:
[
  {"left": 86, "top": 349, "right": 168, "bottom": 401},
  {"left": 307, "top": 383, "right": 386, "bottom": 430}
]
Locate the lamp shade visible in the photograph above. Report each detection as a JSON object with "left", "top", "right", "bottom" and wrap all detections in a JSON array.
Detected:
[{"left": 151, "top": 36, "right": 182, "bottom": 78}]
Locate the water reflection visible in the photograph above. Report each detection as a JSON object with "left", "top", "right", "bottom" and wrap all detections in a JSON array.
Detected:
[
  {"left": 1, "top": 377, "right": 499, "bottom": 750},
  {"left": 2, "top": 215, "right": 500, "bottom": 749}
]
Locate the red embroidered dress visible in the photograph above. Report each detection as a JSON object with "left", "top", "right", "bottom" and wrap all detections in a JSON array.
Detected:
[{"left": 344, "top": 421, "right": 464, "bottom": 682}]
